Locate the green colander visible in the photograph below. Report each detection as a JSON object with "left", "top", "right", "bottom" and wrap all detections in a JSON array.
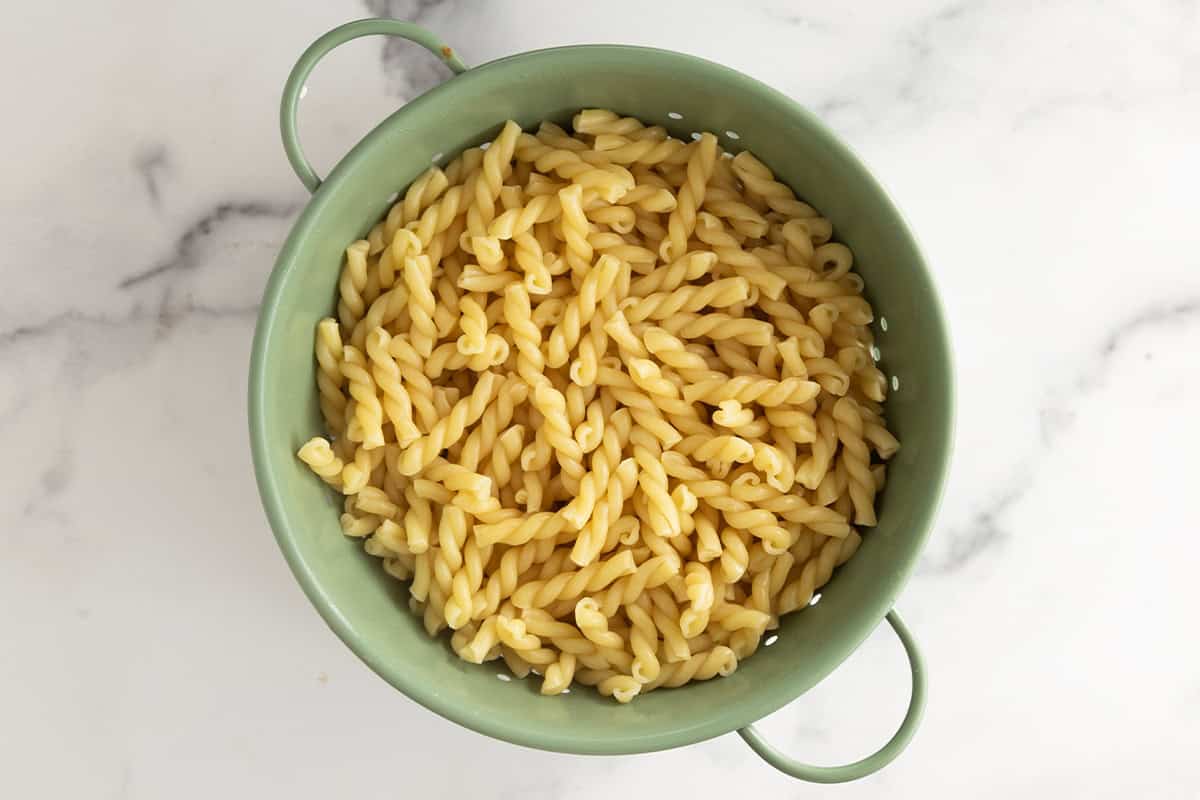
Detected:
[{"left": 249, "top": 18, "right": 954, "bottom": 784}]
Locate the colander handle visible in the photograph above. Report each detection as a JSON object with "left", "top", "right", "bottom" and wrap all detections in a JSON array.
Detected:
[
  {"left": 280, "top": 19, "right": 468, "bottom": 193},
  {"left": 738, "top": 609, "right": 926, "bottom": 784}
]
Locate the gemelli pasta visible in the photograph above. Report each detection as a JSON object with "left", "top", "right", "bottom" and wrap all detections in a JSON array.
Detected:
[{"left": 296, "top": 110, "right": 900, "bottom": 702}]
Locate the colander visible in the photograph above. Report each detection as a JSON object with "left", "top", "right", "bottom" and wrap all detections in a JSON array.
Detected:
[{"left": 249, "top": 18, "right": 954, "bottom": 784}]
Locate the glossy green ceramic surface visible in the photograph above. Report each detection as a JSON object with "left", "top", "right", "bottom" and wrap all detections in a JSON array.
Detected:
[{"left": 250, "top": 20, "right": 953, "bottom": 772}]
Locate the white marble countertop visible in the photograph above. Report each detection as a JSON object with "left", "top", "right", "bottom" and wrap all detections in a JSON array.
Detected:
[{"left": 3, "top": 1, "right": 1198, "bottom": 797}]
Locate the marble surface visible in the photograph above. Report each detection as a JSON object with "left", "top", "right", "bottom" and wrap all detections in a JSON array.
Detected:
[{"left": 3, "top": 1, "right": 1198, "bottom": 796}]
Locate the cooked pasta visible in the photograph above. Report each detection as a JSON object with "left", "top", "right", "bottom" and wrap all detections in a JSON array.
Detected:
[{"left": 297, "top": 111, "right": 899, "bottom": 701}]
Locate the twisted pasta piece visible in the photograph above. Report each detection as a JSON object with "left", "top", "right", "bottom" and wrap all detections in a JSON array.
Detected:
[
  {"left": 459, "top": 615, "right": 502, "bottom": 664},
  {"left": 455, "top": 295, "right": 488, "bottom": 355},
  {"left": 485, "top": 424, "right": 525, "bottom": 489},
  {"left": 503, "top": 283, "right": 547, "bottom": 388},
  {"left": 648, "top": 599, "right": 691, "bottom": 662},
  {"left": 384, "top": 335, "right": 439, "bottom": 432},
  {"left": 574, "top": 597, "right": 624, "bottom": 649},
  {"left": 678, "top": 561, "right": 716, "bottom": 638},
  {"left": 495, "top": 613, "right": 542, "bottom": 653},
  {"left": 612, "top": 183, "right": 677, "bottom": 212},
  {"left": 531, "top": 380, "right": 586, "bottom": 491},
  {"left": 432, "top": 504, "right": 469, "bottom": 598},
  {"left": 519, "top": 609, "right": 626, "bottom": 668},
  {"left": 424, "top": 335, "right": 509, "bottom": 377},
  {"left": 355, "top": 485, "right": 401, "bottom": 519},
  {"left": 402, "top": 254, "right": 437, "bottom": 358},
  {"left": 473, "top": 511, "right": 567, "bottom": 548},
  {"left": 626, "top": 358, "right": 699, "bottom": 424},
  {"left": 557, "top": 183, "right": 594, "bottom": 278},
  {"left": 572, "top": 108, "right": 650, "bottom": 137},
  {"left": 340, "top": 504, "right": 381, "bottom": 537},
  {"left": 661, "top": 132, "right": 718, "bottom": 261},
  {"left": 297, "top": 438, "right": 343, "bottom": 487},
  {"left": 489, "top": 194, "right": 559, "bottom": 239},
  {"left": 546, "top": 254, "right": 621, "bottom": 367},
  {"left": 597, "top": 674, "right": 642, "bottom": 704},
  {"left": 702, "top": 187, "right": 769, "bottom": 238},
  {"left": 730, "top": 151, "right": 817, "bottom": 218},
  {"left": 540, "top": 652, "right": 577, "bottom": 695},
  {"left": 339, "top": 442, "right": 384, "bottom": 495},
  {"left": 469, "top": 536, "right": 558, "bottom": 621},
  {"left": 569, "top": 311, "right": 609, "bottom": 387},
  {"left": 590, "top": 554, "right": 679, "bottom": 617},
  {"left": 395, "top": 372, "right": 502, "bottom": 475},
  {"left": 832, "top": 396, "right": 877, "bottom": 526},
  {"left": 337, "top": 240, "right": 370, "bottom": 331},
  {"left": 750, "top": 441, "right": 796, "bottom": 492},
  {"left": 727, "top": 475, "right": 848, "bottom": 536},
  {"left": 710, "top": 602, "right": 771, "bottom": 634},
  {"left": 442, "top": 538, "right": 489, "bottom": 628},
  {"left": 778, "top": 531, "right": 862, "bottom": 614},
  {"left": 713, "top": 399, "right": 755, "bottom": 429},
  {"left": 466, "top": 121, "right": 521, "bottom": 238},
  {"left": 682, "top": 374, "right": 821, "bottom": 407},
  {"left": 512, "top": 232, "right": 553, "bottom": 295},
  {"left": 402, "top": 484, "right": 433, "bottom": 554},
  {"left": 515, "top": 136, "right": 634, "bottom": 204},
  {"left": 625, "top": 602, "right": 661, "bottom": 683},
  {"left": 314, "top": 318, "right": 346, "bottom": 433},
  {"left": 691, "top": 435, "right": 756, "bottom": 465},
  {"left": 631, "top": 426, "right": 681, "bottom": 539},
  {"left": 365, "top": 327, "right": 421, "bottom": 446},
  {"left": 340, "top": 345, "right": 385, "bottom": 450},
  {"left": 804, "top": 357, "right": 851, "bottom": 396},
  {"left": 573, "top": 399, "right": 606, "bottom": 452},
  {"left": 689, "top": 479, "right": 792, "bottom": 554},
  {"left": 374, "top": 227, "right": 423, "bottom": 296},
  {"left": 694, "top": 212, "right": 787, "bottom": 299},
  {"left": 423, "top": 458, "right": 493, "bottom": 500},
  {"left": 589, "top": 233, "right": 657, "bottom": 268},
  {"left": 656, "top": 312, "right": 773, "bottom": 347},
  {"left": 571, "top": 456, "right": 636, "bottom": 567},
  {"left": 643, "top": 646, "right": 738, "bottom": 691},
  {"left": 511, "top": 549, "right": 637, "bottom": 609},
  {"left": 385, "top": 167, "right": 450, "bottom": 239},
  {"left": 350, "top": 284, "right": 409, "bottom": 351},
  {"left": 591, "top": 133, "right": 690, "bottom": 166},
  {"left": 628, "top": 251, "right": 716, "bottom": 297},
  {"left": 620, "top": 277, "right": 750, "bottom": 322}
]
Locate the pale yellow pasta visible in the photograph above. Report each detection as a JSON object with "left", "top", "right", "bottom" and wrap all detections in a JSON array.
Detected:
[
  {"left": 694, "top": 212, "right": 787, "bottom": 299},
  {"left": 682, "top": 373, "right": 821, "bottom": 407},
  {"left": 661, "top": 132, "right": 717, "bottom": 261},
  {"left": 546, "top": 253, "right": 621, "bottom": 367},
  {"left": 296, "top": 111, "right": 898, "bottom": 702},
  {"left": 340, "top": 345, "right": 385, "bottom": 450},
  {"left": 619, "top": 276, "right": 750, "bottom": 322},
  {"left": 679, "top": 561, "right": 715, "bottom": 638},
  {"left": 402, "top": 254, "right": 437, "bottom": 358},
  {"left": 314, "top": 318, "right": 347, "bottom": 433},
  {"left": 832, "top": 396, "right": 877, "bottom": 526},
  {"left": 337, "top": 240, "right": 370, "bottom": 331},
  {"left": 396, "top": 372, "right": 502, "bottom": 475},
  {"left": 702, "top": 186, "right": 769, "bottom": 238},
  {"left": 365, "top": 327, "right": 421, "bottom": 446},
  {"left": 297, "top": 437, "right": 343, "bottom": 487},
  {"left": 730, "top": 151, "right": 817, "bottom": 219},
  {"left": 540, "top": 652, "right": 577, "bottom": 695},
  {"left": 455, "top": 295, "right": 489, "bottom": 355}
]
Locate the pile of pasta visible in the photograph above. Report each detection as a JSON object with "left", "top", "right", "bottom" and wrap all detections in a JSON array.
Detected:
[{"left": 297, "top": 110, "right": 899, "bottom": 702}]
